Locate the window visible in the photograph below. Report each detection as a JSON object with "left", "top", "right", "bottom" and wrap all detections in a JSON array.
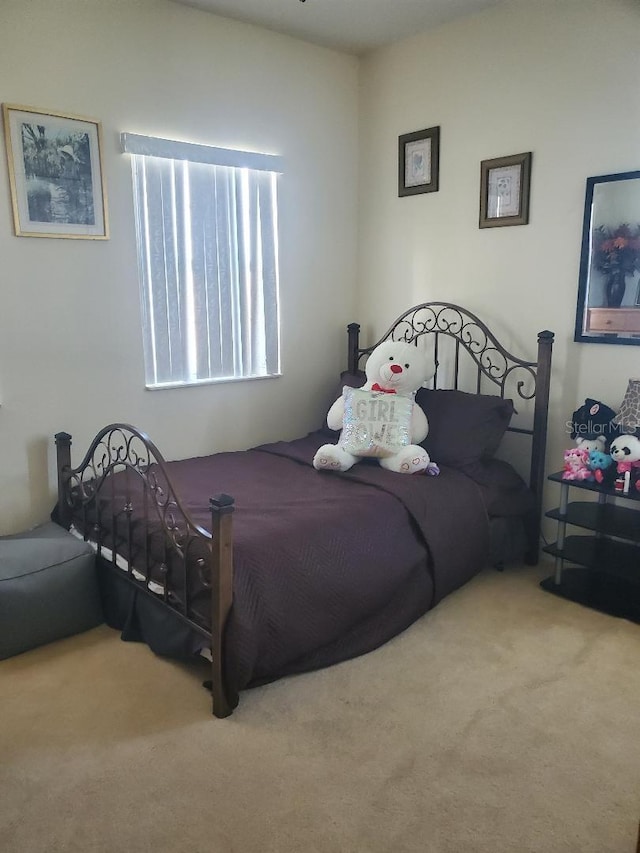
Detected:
[{"left": 122, "top": 133, "right": 282, "bottom": 388}]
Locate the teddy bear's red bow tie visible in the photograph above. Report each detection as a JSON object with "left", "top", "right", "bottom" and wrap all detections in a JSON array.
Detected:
[{"left": 371, "top": 383, "right": 396, "bottom": 394}]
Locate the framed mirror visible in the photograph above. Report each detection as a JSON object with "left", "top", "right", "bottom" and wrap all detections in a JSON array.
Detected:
[{"left": 574, "top": 170, "right": 640, "bottom": 345}]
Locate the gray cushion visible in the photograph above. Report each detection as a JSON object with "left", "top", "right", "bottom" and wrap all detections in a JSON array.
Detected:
[{"left": 0, "top": 522, "right": 103, "bottom": 660}]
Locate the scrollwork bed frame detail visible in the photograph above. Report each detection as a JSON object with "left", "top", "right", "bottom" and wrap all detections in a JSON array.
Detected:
[
  {"left": 54, "top": 425, "right": 236, "bottom": 718},
  {"left": 347, "top": 302, "right": 554, "bottom": 564}
]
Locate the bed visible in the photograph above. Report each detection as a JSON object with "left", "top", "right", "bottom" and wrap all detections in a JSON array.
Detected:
[{"left": 53, "top": 302, "right": 554, "bottom": 717}]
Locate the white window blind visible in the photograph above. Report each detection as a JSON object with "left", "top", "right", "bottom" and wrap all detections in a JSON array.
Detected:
[{"left": 122, "top": 133, "right": 282, "bottom": 388}]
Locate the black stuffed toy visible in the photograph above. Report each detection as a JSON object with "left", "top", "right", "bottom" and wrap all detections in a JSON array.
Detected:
[{"left": 570, "top": 398, "right": 620, "bottom": 449}]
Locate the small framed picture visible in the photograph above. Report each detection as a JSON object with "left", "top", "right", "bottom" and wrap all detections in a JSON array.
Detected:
[
  {"left": 398, "top": 126, "right": 440, "bottom": 197},
  {"left": 479, "top": 151, "right": 532, "bottom": 228},
  {"left": 2, "top": 103, "right": 109, "bottom": 239}
]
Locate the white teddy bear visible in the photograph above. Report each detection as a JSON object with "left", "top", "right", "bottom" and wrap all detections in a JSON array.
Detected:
[
  {"left": 575, "top": 435, "right": 607, "bottom": 454},
  {"left": 313, "top": 340, "right": 435, "bottom": 474}
]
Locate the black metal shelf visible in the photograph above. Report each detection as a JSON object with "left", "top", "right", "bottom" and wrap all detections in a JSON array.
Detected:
[
  {"left": 541, "top": 568, "right": 640, "bottom": 623},
  {"left": 545, "top": 502, "right": 640, "bottom": 544},
  {"left": 542, "top": 474, "right": 640, "bottom": 625},
  {"left": 543, "top": 535, "right": 640, "bottom": 584},
  {"left": 548, "top": 471, "right": 640, "bottom": 504}
]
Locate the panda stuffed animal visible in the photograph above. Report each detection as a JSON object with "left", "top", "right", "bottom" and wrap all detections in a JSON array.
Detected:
[{"left": 609, "top": 434, "right": 640, "bottom": 491}]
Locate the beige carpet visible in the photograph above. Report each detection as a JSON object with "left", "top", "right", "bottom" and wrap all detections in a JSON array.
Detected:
[{"left": 1, "top": 561, "right": 639, "bottom": 853}]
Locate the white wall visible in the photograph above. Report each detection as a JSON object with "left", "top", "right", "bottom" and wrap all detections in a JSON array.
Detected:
[
  {"left": 358, "top": 0, "right": 640, "bottom": 519},
  {"left": 3, "top": 0, "right": 639, "bottom": 537},
  {"left": 0, "top": 0, "right": 359, "bottom": 533}
]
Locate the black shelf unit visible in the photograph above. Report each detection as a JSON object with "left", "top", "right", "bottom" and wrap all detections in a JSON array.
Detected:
[{"left": 542, "top": 472, "right": 640, "bottom": 624}]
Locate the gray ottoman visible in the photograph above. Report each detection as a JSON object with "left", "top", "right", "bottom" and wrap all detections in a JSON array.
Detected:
[{"left": 0, "top": 522, "right": 103, "bottom": 660}]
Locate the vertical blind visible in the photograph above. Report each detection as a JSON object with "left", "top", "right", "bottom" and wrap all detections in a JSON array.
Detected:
[{"left": 122, "top": 133, "right": 282, "bottom": 388}]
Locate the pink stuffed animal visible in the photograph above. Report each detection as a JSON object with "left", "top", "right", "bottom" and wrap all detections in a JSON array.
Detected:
[{"left": 562, "top": 446, "right": 592, "bottom": 481}]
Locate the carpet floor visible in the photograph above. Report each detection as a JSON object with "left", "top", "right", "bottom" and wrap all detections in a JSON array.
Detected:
[{"left": 1, "top": 561, "right": 639, "bottom": 853}]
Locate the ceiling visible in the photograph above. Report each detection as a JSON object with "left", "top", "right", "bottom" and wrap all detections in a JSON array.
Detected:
[{"left": 171, "top": 0, "right": 502, "bottom": 55}]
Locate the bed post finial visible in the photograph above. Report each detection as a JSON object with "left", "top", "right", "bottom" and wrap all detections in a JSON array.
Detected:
[
  {"left": 54, "top": 431, "right": 73, "bottom": 530},
  {"left": 208, "top": 493, "right": 236, "bottom": 718},
  {"left": 347, "top": 322, "right": 360, "bottom": 374}
]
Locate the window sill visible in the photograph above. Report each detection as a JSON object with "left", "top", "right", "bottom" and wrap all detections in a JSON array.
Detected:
[{"left": 145, "top": 372, "right": 282, "bottom": 391}]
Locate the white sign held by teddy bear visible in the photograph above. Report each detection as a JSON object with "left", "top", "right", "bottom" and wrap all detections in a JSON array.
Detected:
[{"left": 313, "top": 340, "right": 435, "bottom": 474}]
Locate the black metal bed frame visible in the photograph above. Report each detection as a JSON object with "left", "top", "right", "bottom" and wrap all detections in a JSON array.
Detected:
[
  {"left": 347, "top": 302, "right": 554, "bottom": 564},
  {"left": 54, "top": 302, "right": 554, "bottom": 718}
]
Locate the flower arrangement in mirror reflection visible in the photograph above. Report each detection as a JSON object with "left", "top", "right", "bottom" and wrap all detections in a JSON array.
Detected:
[
  {"left": 592, "top": 223, "right": 640, "bottom": 276},
  {"left": 592, "top": 223, "right": 640, "bottom": 307}
]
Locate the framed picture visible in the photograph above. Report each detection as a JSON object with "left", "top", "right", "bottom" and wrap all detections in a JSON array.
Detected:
[
  {"left": 398, "top": 126, "right": 440, "bottom": 197},
  {"left": 2, "top": 103, "right": 109, "bottom": 239},
  {"left": 479, "top": 151, "right": 531, "bottom": 228},
  {"left": 574, "top": 170, "right": 640, "bottom": 346}
]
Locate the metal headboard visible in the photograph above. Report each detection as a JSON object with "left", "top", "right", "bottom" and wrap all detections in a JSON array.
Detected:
[{"left": 346, "top": 302, "right": 554, "bottom": 564}]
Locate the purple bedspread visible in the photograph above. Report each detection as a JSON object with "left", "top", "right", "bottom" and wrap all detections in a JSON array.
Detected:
[{"left": 159, "top": 431, "right": 491, "bottom": 695}]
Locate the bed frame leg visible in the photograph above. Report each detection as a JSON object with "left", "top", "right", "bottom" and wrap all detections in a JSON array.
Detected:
[{"left": 209, "top": 494, "right": 235, "bottom": 718}]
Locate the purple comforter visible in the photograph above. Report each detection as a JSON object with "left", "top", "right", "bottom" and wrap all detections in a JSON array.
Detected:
[{"left": 158, "top": 431, "right": 491, "bottom": 696}]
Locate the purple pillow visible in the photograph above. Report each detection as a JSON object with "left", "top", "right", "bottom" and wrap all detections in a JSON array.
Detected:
[
  {"left": 463, "top": 458, "right": 534, "bottom": 517},
  {"left": 415, "top": 388, "right": 514, "bottom": 468}
]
